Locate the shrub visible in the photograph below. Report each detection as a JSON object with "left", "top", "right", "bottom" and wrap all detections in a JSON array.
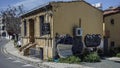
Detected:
[
  {"left": 59, "top": 56, "right": 81, "bottom": 64},
  {"left": 14, "top": 40, "right": 17, "bottom": 47},
  {"left": 114, "top": 47, "right": 120, "bottom": 53},
  {"left": 48, "top": 58, "right": 53, "bottom": 62},
  {"left": 116, "top": 53, "right": 120, "bottom": 57},
  {"left": 84, "top": 52, "right": 100, "bottom": 62}
]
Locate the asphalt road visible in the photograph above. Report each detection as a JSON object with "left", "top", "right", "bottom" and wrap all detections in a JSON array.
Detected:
[
  {"left": 1, "top": 39, "right": 120, "bottom": 68},
  {"left": 0, "top": 39, "right": 37, "bottom": 68},
  {"left": 82, "top": 59, "right": 120, "bottom": 68}
]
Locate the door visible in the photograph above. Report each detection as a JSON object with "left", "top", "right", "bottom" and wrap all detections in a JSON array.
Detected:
[
  {"left": 40, "top": 48, "right": 43, "bottom": 60},
  {"left": 104, "top": 37, "right": 108, "bottom": 56},
  {"left": 29, "top": 19, "right": 35, "bottom": 43}
]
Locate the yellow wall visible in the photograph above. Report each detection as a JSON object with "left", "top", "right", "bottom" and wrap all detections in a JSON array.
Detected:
[
  {"left": 52, "top": 1, "right": 103, "bottom": 40},
  {"left": 22, "top": 38, "right": 29, "bottom": 46},
  {"left": 104, "top": 13, "right": 120, "bottom": 47},
  {"left": 21, "top": 1, "right": 103, "bottom": 59},
  {"left": 35, "top": 38, "right": 53, "bottom": 59}
]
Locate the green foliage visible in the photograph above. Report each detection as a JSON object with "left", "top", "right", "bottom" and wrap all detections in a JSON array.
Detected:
[
  {"left": 84, "top": 52, "right": 100, "bottom": 62},
  {"left": 59, "top": 56, "right": 81, "bottom": 64},
  {"left": 48, "top": 58, "right": 53, "bottom": 62},
  {"left": 114, "top": 47, "right": 120, "bottom": 54},
  {"left": 116, "top": 53, "right": 120, "bottom": 57},
  {"left": 14, "top": 40, "right": 17, "bottom": 47}
]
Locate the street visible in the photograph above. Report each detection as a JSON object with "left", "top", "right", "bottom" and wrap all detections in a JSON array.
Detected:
[
  {"left": 0, "top": 39, "right": 37, "bottom": 68},
  {"left": 82, "top": 59, "right": 120, "bottom": 68},
  {"left": 1, "top": 39, "right": 120, "bottom": 68}
]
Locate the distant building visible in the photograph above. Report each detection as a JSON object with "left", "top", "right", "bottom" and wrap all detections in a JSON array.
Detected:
[
  {"left": 104, "top": 6, "right": 120, "bottom": 49},
  {"left": 0, "top": 17, "right": 8, "bottom": 39},
  {"left": 21, "top": 0, "right": 103, "bottom": 59}
]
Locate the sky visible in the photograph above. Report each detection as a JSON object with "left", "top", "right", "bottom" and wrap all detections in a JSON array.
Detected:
[{"left": 0, "top": 0, "right": 120, "bottom": 11}]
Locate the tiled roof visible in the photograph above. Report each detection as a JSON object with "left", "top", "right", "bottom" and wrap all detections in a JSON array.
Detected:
[{"left": 104, "top": 7, "right": 120, "bottom": 16}]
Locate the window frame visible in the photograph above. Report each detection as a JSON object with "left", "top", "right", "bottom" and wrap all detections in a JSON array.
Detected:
[
  {"left": 24, "top": 20, "right": 27, "bottom": 36},
  {"left": 110, "top": 19, "right": 114, "bottom": 25},
  {"left": 39, "top": 15, "right": 45, "bottom": 36}
]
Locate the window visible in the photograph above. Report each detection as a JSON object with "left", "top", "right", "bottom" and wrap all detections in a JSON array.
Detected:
[
  {"left": 44, "top": 23, "right": 50, "bottom": 34},
  {"left": 2, "top": 32, "right": 6, "bottom": 37},
  {"left": 110, "top": 19, "right": 114, "bottom": 25},
  {"left": 39, "top": 15, "right": 45, "bottom": 35},
  {"left": 39, "top": 15, "right": 51, "bottom": 36},
  {"left": 2, "top": 26, "right": 5, "bottom": 30},
  {"left": 110, "top": 41, "right": 115, "bottom": 47},
  {"left": 24, "top": 20, "right": 27, "bottom": 36}
]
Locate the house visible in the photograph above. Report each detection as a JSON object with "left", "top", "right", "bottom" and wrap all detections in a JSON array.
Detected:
[
  {"left": 21, "top": 0, "right": 103, "bottom": 60},
  {"left": 0, "top": 16, "right": 9, "bottom": 39},
  {"left": 104, "top": 7, "right": 120, "bottom": 49}
]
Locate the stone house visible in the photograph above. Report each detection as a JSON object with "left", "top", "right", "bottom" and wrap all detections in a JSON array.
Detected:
[
  {"left": 21, "top": 1, "right": 103, "bottom": 60},
  {"left": 104, "top": 7, "right": 120, "bottom": 50}
]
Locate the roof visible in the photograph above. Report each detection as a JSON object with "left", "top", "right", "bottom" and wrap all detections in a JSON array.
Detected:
[
  {"left": 21, "top": 2, "right": 51, "bottom": 17},
  {"left": 21, "top": 0, "right": 103, "bottom": 18},
  {"left": 104, "top": 7, "right": 120, "bottom": 17}
]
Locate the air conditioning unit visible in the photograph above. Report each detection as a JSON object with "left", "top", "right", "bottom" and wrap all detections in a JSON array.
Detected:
[{"left": 75, "top": 28, "right": 82, "bottom": 36}]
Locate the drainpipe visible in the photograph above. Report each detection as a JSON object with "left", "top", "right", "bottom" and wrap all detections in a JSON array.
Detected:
[{"left": 79, "top": 18, "right": 82, "bottom": 42}]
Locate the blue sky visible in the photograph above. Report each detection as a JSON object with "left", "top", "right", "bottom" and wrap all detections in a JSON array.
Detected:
[
  {"left": 86, "top": 0, "right": 120, "bottom": 10},
  {"left": 0, "top": 0, "right": 120, "bottom": 11}
]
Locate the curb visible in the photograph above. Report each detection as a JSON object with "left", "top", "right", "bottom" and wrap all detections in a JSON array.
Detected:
[{"left": 3, "top": 41, "right": 54, "bottom": 68}]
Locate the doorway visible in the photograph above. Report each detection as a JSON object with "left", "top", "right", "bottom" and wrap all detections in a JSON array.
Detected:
[
  {"left": 104, "top": 37, "right": 109, "bottom": 56},
  {"left": 29, "top": 19, "right": 35, "bottom": 43},
  {"left": 40, "top": 48, "right": 43, "bottom": 60}
]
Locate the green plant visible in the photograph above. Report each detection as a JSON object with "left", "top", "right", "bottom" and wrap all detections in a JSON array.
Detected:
[
  {"left": 116, "top": 53, "right": 120, "bottom": 57},
  {"left": 48, "top": 58, "right": 53, "bottom": 62},
  {"left": 114, "top": 47, "right": 120, "bottom": 53},
  {"left": 14, "top": 40, "right": 17, "bottom": 47},
  {"left": 59, "top": 56, "right": 81, "bottom": 64},
  {"left": 84, "top": 52, "right": 100, "bottom": 62}
]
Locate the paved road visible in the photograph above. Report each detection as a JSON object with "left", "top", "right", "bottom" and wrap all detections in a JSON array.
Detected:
[
  {"left": 82, "top": 58, "right": 120, "bottom": 68},
  {"left": 0, "top": 39, "right": 37, "bottom": 68}
]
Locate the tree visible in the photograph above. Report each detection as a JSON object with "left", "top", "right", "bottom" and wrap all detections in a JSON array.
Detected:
[{"left": 0, "top": 5, "right": 24, "bottom": 37}]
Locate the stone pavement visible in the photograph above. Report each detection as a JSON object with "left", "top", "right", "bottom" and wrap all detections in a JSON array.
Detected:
[{"left": 3, "top": 40, "right": 93, "bottom": 68}]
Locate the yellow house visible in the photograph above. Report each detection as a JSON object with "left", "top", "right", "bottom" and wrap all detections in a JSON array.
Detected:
[
  {"left": 21, "top": 1, "right": 103, "bottom": 60},
  {"left": 104, "top": 7, "right": 120, "bottom": 49}
]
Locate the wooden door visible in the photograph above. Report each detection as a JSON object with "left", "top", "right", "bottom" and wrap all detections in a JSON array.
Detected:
[
  {"left": 104, "top": 37, "right": 108, "bottom": 56},
  {"left": 29, "top": 19, "right": 35, "bottom": 43}
]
